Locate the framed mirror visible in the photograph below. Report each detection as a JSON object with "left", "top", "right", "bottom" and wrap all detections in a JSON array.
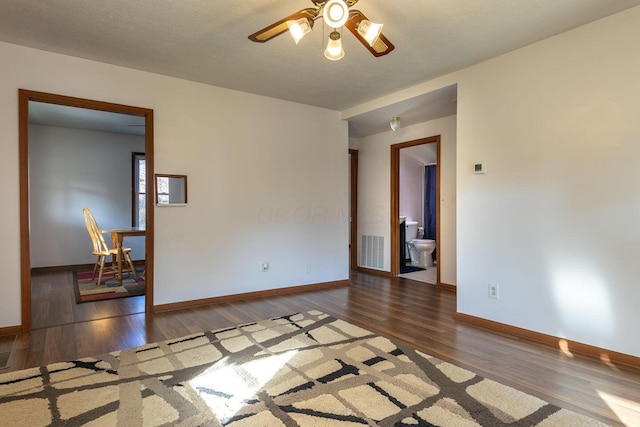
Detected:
[{"left": 155, "top": 174, "right": 187, "bottom": 206}]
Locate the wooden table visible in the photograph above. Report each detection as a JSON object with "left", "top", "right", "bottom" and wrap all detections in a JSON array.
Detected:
[{"left": 102, "top": 227, "right": 145, "bottom": 282}]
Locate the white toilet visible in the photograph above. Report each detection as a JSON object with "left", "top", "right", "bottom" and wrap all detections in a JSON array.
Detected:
[{"left": 405, "top": 221, "right": 436, "bottom": 267}]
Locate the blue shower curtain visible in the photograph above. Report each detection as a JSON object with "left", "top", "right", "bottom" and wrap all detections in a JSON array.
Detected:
[{"left": 423, "top": 165, "right": 437, "bottom": 243}]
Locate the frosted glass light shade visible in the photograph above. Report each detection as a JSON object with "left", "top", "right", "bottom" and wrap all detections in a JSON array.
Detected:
[
  {"left": 324, "top": 31, "right": 345, "bottom": 60},
  {"left": 357, "top": 20, "right": 383, "bottom": 46},
  {"left": 286, "top": 18, "right": 313, "bottom": 44},
  {"left": 390, "top": 117, "right": 401, "bottom": 131},
  {"left": 323, "top": 0, "right": 349, "bottom": 28}
]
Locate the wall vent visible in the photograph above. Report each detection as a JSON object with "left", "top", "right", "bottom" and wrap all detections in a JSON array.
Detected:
[{"left": 360, "top": 235, "right": 384, "bottom": 269}]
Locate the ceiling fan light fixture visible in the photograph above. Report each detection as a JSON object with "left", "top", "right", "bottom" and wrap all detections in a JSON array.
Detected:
[
  {"left": 286, "top": 17, "right": 313, "bottom": 44},
  {"left": 248, "top": 2, "right": 394, "bottom": 60},
  {"left": 390, "top": 116, "right": 401, "bottom": 132},
  {"left": 324, "top": 30, "right": 345, "bottom": 61},
  {"left": 357, "top": 19, "right": 383, "bottom": 46},
  {"left": 323, "top": 0, "right": 349, "bottom": 29}
]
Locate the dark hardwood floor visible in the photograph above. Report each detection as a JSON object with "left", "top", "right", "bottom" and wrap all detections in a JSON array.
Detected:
[
  {"left": 1, "top": 269, "right": 639, "bottom": 426},
  {"left": 29, "top": 269, "right": 145, "bottom": 329}
]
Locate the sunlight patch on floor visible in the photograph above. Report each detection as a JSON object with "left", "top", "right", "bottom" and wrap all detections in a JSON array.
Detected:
[
  {"left": 597, "top": 390, "right": 640, "bottom": 427},
  {"left": 189, "top": 350, "right": 298, "bottom": 422}
]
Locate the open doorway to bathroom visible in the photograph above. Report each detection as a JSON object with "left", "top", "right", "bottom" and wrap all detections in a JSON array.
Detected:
[
  {"left": 349, "top": 149, "right": 358, "bottom": 270},
  {"left": 390, "top": 136, "right": 440, "bottom": 284}
]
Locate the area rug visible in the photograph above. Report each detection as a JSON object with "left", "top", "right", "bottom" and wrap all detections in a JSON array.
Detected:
[
  {"left": 400, "top": 265, "right": 426, "bottom": 274},
  {"left": 73, "top": 269, "right": 145, "bottom": 303},
  {"left": 0, "top": 311, "right": 608, "bottom": 426}
]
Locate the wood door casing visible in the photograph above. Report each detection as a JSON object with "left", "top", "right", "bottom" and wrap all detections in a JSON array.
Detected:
[{"left": 18, "top": 89, "right": 155, "bottom": 331}]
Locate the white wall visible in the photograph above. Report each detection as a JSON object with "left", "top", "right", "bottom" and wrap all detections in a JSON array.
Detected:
[
  {"left": 399, "top": 153, "right": 427, "bottom": 230},
  {"left": 349, "top": 115, "right": 457, "bottom": 285},
  {"left": 454, "top": 6, "right": 640, "bottom": 357},
  {"left": 345, "top": 5, "right": 640, "bottom": 359},
  {"left": 29, "top": 125, "right": 146, "bottom": 267},
  {"left": 0, "top": 41, "right": 349, "bottom": 328}
]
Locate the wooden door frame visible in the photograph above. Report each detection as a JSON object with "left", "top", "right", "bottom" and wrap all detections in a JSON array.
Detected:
[
  {"left": 349, "top": 149, "right": 358, "bottom": 270},
  {"left": 18, "top": 89, "right": 155, "bottom": 331},
  {"left": 390, "top": 136, "right": 441, "bottom": 281}
]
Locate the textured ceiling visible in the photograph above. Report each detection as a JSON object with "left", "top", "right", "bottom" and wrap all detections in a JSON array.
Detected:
[
  {"left": 2, "top": 0, "right": 639, "bottom": 136},
  {"left": 29, "top": 102, "right": 146, "bottom": 136}
]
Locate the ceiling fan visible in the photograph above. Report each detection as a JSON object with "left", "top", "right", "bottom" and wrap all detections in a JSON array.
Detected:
[{"left": 248, "top": 0, "right": 394, "bottom": 60}]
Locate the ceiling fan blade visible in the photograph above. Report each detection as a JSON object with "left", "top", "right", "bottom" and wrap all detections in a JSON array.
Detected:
[
  {"left": 345, "top": 10, "right": 394, "bottom": 57},
  {"left": 248, "top": 8, "right": 318, "bottom": 43}
]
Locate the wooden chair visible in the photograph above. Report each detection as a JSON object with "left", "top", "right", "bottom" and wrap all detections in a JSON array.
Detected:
[{"left": 82, "top": 207, "right": 138, "bottom": 285}]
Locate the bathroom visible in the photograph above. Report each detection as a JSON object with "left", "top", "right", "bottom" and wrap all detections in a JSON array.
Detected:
[{"left": 399, "top": 143, "right": 437, "bottom": 284}]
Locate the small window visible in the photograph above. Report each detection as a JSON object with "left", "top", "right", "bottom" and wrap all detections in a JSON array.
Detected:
[{"left": 132, "top": 152, "right": 146, "bottom": 228}]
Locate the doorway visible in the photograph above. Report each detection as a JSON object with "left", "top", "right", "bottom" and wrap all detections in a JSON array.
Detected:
[
  {"left": 349, "top": 149, "right": 358, "bottom": 270},
  {"left": 390, "top": 136, "right": 440, "bottom": 283},
  {"left": 18, "top": 89, "right": 155, "bottom": 331}
]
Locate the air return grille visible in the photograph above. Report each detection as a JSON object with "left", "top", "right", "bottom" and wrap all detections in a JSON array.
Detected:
[{"left": 360, "top": 235, "right": 384, "bottom": 269}]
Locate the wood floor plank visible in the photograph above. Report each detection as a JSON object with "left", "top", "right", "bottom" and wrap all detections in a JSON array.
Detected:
[
  {"left": 30, "top": 269, "right": 145, "bottom": 329},
  {"left": 2, "top": 269, "right": 638, "bottom": 426}
]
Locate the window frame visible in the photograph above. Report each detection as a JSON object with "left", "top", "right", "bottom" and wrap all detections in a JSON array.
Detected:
[{"left": 132, "top": 152, "right": 146, "bottom": 227}]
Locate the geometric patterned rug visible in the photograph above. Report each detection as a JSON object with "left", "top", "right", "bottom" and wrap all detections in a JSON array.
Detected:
[
  {"left": 0, "top": 311, "right": 609, "bottom": 426},
  {"left": 73, "top": 269, "right": 145, "bottom": 303}
]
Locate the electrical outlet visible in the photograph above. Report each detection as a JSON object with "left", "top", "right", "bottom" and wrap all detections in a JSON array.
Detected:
[
  {"left": 261, "top": 262, "right": 269, "bottom": 272},
  {"left": 305, "top": 264, "right": 311, "bottom": 273},
  {"left": 488, "top": 283, "right": 499, "bottom": 299}
]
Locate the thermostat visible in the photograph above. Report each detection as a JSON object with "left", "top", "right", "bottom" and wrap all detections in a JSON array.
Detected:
[{"left": 474, "top": 162, "right": 486, "bottom": 174}]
